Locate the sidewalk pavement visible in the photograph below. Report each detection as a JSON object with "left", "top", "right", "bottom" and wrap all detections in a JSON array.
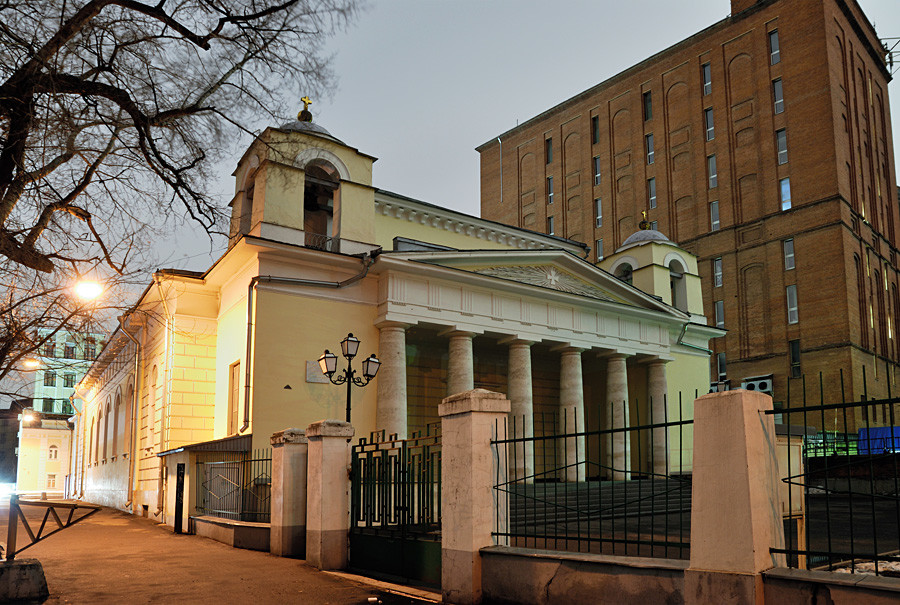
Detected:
[{"left": 1, "top": 501, "right": 440, "bottom": 604}]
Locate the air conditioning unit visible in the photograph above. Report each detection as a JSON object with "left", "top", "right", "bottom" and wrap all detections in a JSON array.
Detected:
[{"left": 741, "top": 374, "right": 774, "bottom": 396}]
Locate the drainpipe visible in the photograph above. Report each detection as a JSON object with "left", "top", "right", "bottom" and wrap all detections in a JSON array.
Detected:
[
  {"left": 154, "top": 275, "right": 174, "bottom": 517},
  {"left": 66, "top": 393, "right": 76, "bottom": 498},
  {"left": 241, "top": 253, "right": 375, "bottom": 433},
  {"left": 676, "top": 322, "right": 713, "bottom": 355},
  {"left": 497, "top": 137, "right": 502, "bottom": 205},
  {"left": 117, "top": 315, "right": 142, "bottom": 511}
]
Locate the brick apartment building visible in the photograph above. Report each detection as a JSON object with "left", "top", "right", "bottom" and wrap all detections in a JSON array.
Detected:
[{"left": 477, "top": 0, "right": 898, "bottom": 417}]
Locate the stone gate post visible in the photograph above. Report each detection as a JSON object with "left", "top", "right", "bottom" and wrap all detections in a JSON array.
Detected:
[
  {"left": 440, "top": 389, "right": 510, "bottom": 605},
  {"left": 685, "top": 389, "right": 785, "bottom": 604},
  {"left": 270, "top": 428, "right": 308, "bottom": 557},
  {"left": 305, "top": 420, "right": 354, "bottom": 570}
]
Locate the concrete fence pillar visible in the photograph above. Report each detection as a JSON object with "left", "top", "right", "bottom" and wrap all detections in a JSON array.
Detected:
[
  {"left": 270, "top": 428, "right": 308, "bottom": 557},
  {"left": 685, "top": 389, "right": 785, "bottom": 605},
  {"left": 440, "top": 388, "right": 511, "bottom": 605},
  {"left": 305, "top": 420, "right": 354, "bottom": 570}
]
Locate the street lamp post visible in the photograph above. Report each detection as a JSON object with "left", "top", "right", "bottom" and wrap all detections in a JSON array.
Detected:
[{"left": 317, "top": 333, "right": 381, "bottom": 423}]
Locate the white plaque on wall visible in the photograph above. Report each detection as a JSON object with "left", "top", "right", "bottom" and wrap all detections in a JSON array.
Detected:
[{"left": 306, "top": 361, "right": 330, "bottom": 383}]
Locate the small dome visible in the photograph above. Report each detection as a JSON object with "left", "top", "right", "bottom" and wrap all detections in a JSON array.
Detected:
[
  {"left": 278, "top": 120, "right": 344, "bottom": 144},
  {"left": 621, "top": 229, "right": 672, "bottom": 247}
]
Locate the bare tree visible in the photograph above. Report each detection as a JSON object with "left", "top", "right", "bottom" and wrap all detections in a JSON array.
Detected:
[{"left": 0, "top": 0, "right": 360, "bottom": 394}]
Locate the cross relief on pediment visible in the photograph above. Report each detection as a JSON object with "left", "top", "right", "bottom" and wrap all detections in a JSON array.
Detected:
[{"left": 473, "top": 265, "right": 623, "bottom": 303}]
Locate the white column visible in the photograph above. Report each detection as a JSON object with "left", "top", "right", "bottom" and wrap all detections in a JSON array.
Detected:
[
  {"left": 447, "top": 331, "right": 475, "bottom": 397},
  {"left": 559, "top": 347, "right": 586, "bottom": 482},
  {"left": 269, "top": 428, "right": 308, "bottom": 557},
  {"left": 507, "top": 339, "right": 534, "bottom": 482},
  {"left": 305, "top": 420, "right": 354, "bottom": 571},
  {"left": 648, "top": 360, "right": 669, "bottom": 477},
  {"left": 606, "top": 354, "right": 630, "bottom": 481},
  {"left": 376, "top": 321, "right": 408, "bottom": 439}
]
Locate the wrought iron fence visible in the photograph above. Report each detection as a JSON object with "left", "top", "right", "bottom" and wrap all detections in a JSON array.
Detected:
[
  {"left": 350, "top": 423, "right": 441, "bottom": 537},
  {"left": 194, "top": 449, "right": 272, "bottom": 523},
  {"left": 491, "top": 393, "right": 695, "bottom": 559},
  {"left": 770, "top": 369, "right": 900, "bottom": 576}
]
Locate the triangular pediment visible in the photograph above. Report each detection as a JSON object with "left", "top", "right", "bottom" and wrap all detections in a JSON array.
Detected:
[{"left": 382, "top": 249, "right": 688, "bottom": 318}]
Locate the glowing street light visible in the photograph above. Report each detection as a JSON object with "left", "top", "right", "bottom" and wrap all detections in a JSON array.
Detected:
[
  {"left": 74, "top": 280, "right": 103, "bottom": 301},
  {"left": 22, "top": 413, "right": 35, "bottom": 423},
  {"left": 23, "top": 358, "right": 40, "bottom": 369},
  {"left": 317, "top": 333, "right": 381, "bottom": 423}
]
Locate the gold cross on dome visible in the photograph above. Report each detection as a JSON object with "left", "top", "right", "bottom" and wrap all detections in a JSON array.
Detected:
[{"left": 301, "top": 96, "right": 312, "bottom": 111}]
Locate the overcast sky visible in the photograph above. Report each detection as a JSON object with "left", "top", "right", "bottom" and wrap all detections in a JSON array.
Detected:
[{"left": 162, "top": 0, "right": 900, "bottom": 272}]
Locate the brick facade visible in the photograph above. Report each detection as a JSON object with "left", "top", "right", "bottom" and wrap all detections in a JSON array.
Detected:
[{"left": 478, "top": 0, "right": 898, "bottom": 413}]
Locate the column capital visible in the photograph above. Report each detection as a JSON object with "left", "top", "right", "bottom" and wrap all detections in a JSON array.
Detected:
[
  {"left": 438, "top": 327, "right": 478, "bottom": 339},
  {"left": 499, "top": 336, "right": 535, "bottom": 347},
  {"left": 375, "top": 320, "right": 411, "bottom": 331},
  {"left": 270, "top": 428, "right": 308, "bottom": 447},
  {"left": 549, "top": 343, "right": 586, "bottom": 354},
  {"left": 599, "top": 350, "right": 632, "bottom": 361},
  {"left": 306, "top": 419, "right": 354, "bottom": 439},
  {"left": 645, "top": 357, "right": 673, "bottom": 367}
]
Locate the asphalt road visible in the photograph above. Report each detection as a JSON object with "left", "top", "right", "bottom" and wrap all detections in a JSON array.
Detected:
[{"left": 0, "top": 500, "right": 438, "bottom": 604}]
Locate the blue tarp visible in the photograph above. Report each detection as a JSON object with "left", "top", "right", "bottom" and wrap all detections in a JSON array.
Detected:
[{"left": 856, "top": 426, "right": 900, "bottom": 455}]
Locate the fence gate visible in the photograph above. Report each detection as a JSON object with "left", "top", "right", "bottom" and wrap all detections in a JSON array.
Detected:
[{"left": 349, "top": 425, "right": 441, "bottom": 586}]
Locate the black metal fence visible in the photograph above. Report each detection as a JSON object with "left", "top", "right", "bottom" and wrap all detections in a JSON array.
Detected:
[
  {"left": 194, "top": 449, "right": 272, "bottom": 523},
  {"left": 491, "top": 394, "right": 695, "bottom": 559},
  {"left": 771, "top": 370, "right": 900, "bottom": 576},
  {"left": 350, "top": 424, "right": 442, "bottom": 536},
  {"left": 349, "top": 424, "right": 442, "bottom": 585}
]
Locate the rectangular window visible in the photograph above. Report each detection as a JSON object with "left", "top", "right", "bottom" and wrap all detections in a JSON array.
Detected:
[
  {"left": 228, "top": 361, "right": 241, "bottom": 435},
  {"left": 546, "top": 176, "right": 554, "bottom": 204},
  {"left": 64, "top": 344, "right": 75, "bottom": 359},
  {"left": 44, "top": 371, "right": 56, "bottom": 387},
  {"left": 715, "top": 300, "right": 725, "bottom": 328},
  {"left": 789, "top": 339, "right": 801, "bottom": 378},
  {"left": 594, "top": 198, "right": 602, "bottom": 227},
  {"left": 704, "top": 108, "right": 715, "bottom": 140},
  {"left": 776, "top": 129, "right": 788, "bottom": 164},
  {"left": 773, "top": 78, "right": 784, "bottom": 114},
  {"left": 84, "top": 345, "right": 96, "bottom": 360},
  {"left": 593, "top": 156, "right": 602, "bottom": 186},
  {"left": 650, "top": 220, "right": 658, "bottom": 231},
  {"left": 783, "top": 239, "right": 795, "bottom": 270},
  {"left": 47, "top": 474, "right": 56, "bottom": 489},
  {"left": 710, "top": 201, "right": 720, "bottom": 231},
  {"left": 713, "top": 257, "right": 723, "bottom": 287},
  {"left": 63, "top": 373, "right": 76, "bottom": 388},
  {"left": 769, "top": 30, "right": 781, "bottom": 65},
  {"left": 702, "top": 62, "right": 712, "bottom": 96},
  {"left": 43, "top": 342, "right": 55, "bottom": 357},
  {"left": 545, "top": 138, "right": 553, "bottom": 164},
  {"left": 786, "top": 284, "right": 799, "bottom": 324},
  {"left": 707, "top": 154, "right": 717, "bottom": 189},
  {"left": 591, "top": 116, "right": 599, "bottom": 145},
  {"left": 779, "top": 177, "right": 791, "bottom": 210},
  {"left": 62, "top": 402, "right": 73, "bottom": 415},
  {"left": 643, "top": 91, "right": 653, "bottom": 121},
  {"left": 43, "top": 398, "right": 54, "bottom": 412},
  {"left": 717, "top": 352, "right": 727, "bottom": 380},
  {"left": 648, "top": 178, "right": 657, "bottom": 209},
  {"left": 645, "top": 133, "right": 654, "bottom": 164},
  {"left": 547, "top": 215, "right": 555, "bottom": 235},
  {"left": 596, "top": 239, "right": 603, "bottom": 261}
]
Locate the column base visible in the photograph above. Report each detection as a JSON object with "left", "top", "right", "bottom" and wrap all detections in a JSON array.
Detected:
[{"left": 684, "top": 569, "right": 764, "bottom": 605}]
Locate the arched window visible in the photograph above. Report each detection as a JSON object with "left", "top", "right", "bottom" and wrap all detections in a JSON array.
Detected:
[
  {"left": 103, "top": 399, "right": 111, "bottom": 460},
  {"left": 48, "top": 445, "right": 58, "bottom": 460},
  {"left": 113, "top": 390, "right": 121, "bottom": 458},
  {"left": 94, "top": 409, "right": 101, "bottom": 464},
  {"left": 615, "top": 263, "right": 634, "bottom": 286},
  {"left": 303, "top": 161, "right": 339, "bottom": 246},
  {"left": 88, "top": 418, "right": 94, "bottom": 467},
  {"left": 125, "top": 381, "right": 135, "bottom": 455},
  {"left": 147, "top": 365, "right": 158, "bottom": 450},
  {"left": 669, "top": 259, "right": 688, "bottom": 312}
]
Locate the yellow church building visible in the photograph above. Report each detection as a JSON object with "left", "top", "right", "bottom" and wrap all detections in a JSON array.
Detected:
[{"left": 70, "top": 112, "right": 722, "bottom": 525}]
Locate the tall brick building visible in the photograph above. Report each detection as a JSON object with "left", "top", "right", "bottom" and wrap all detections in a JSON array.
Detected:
[{"left": 478, "top": 0, "right": 897, "bottom": 413}]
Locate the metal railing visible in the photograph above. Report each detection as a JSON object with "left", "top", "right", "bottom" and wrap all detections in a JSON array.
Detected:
[
  {"left": 194, "top": 449, "right": 271, "bottom": 523},
  {"left": 491, "top": 394, "right": 695, "bottom": 559},
  {"left": 350, "top": 424, "right": 441, "bottom": 537},
  {"left": 3, "top": 495, "right": 100, "bottom": 560},
  {"left": 770, "top": 369, "right": 900, "bottom": 575}
]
